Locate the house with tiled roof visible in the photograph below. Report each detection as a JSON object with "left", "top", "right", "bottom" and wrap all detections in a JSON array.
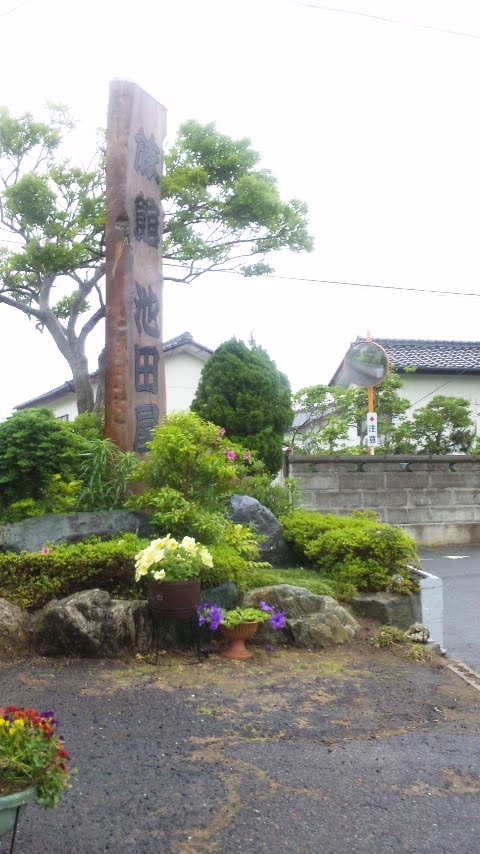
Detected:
[
  {"left": 329, "top": 337, "right": 480, "bottom": 437},
  {"left": 14, "top": 332, "right": 212, "bottom": 421}
]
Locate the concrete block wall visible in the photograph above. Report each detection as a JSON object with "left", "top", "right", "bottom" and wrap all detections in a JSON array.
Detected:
[{"left": 287, "top": 454, "right": 480, "bottom": 546}]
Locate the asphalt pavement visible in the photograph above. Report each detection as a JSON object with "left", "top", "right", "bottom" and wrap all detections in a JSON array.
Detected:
[
  {"left": 419, "top": 545, "right": 480, "bottom": 672},
  {"left": 1, "top": 636, "right": 480, "bottom": 854}
]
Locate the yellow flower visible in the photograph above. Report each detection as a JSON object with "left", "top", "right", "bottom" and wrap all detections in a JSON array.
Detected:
[
  {"left": 181, "top": 536, "right": 197, "bottom": 555},
  {"left": 201, "top": 549, "right": 214, "bottom": 568},
  {"left": 8, "top": 727, "right": 16, "bottom": 736},
  {"left": 0, "top": 719, "right": 6, "bottom": 727},
  {"left": 153, "top": 569, "right": 166, "bottom": 581},
  {"left": 14, "top": 719, "right": 24, "bottom": 727}
]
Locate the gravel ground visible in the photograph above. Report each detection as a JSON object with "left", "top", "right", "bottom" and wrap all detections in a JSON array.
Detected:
[{"left": 2, "top": 625, "right": 480, "bottom": 854}]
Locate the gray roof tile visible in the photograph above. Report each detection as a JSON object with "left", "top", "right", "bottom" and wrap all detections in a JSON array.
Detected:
[
  {"left": 329, "top": 337, "right": 480, "bottom": 387},
  {"left": 364, "top": 338, "right": 480, "bottom": 371}
]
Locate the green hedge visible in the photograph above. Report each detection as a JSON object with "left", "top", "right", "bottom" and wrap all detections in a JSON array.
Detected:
[
  {"left": 280, "top": 510, "right": 420, "bottom": 592},
  {"left": 0, "top": 535, "right": 149, "bottom": 609},
  {"left": 0, "top": 535, "right": 266, "bottom": 610}
]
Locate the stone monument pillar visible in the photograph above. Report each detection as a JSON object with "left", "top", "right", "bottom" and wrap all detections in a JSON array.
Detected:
[{"left": 105, "top": 80, "right": 167, "bottom": 453}]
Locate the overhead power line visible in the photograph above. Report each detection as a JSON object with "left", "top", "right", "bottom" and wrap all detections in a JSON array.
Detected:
[
  {"left": 295, "top": 2, "right": 480, "bottom": 41},
  {"left": 262, "top": 274, "right": 480, "bottom": 298},
  {"left": 0, "top": 0, "right": 30, "bottom": 17},
  {"left": 193, "top": 267, "right": 480, "bottom": 299}
]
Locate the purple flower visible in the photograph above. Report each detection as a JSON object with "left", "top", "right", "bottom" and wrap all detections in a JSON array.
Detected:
[
  {"left": 259, "top": 601, "right": 273, "bottom": 613},
  {"left": 225, "top": 450, "right": 236, "bottom": 461},
  {"left": 269, "top": 611, "right": 286, "bottom": 630},
  {"left": 197, "top": 603, "right": 224, "bottom": 632},
  {"left": 207, "top": 605, "right": 224, "bottom": 631}
]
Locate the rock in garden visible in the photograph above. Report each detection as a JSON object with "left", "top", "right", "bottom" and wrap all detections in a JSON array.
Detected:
[
  {"left": 349, "top": 591, "right": 422, "bottom": 630},
  {"left": 242, "top": 584, "right": 360, "bottom": 649},
  {"left": 199, "top": 582, "right": 239, "bottom": 611},
  {"left": 405, "top": 622, "right": 430, "bottom": 643},
  {"left": 31, "top": 589, "right": 153, "bottom": 657},
  {"left": 227, "top": 495, "right": 295, "bottom": 567},
  {"left": 0, "top": 510, "right": 152, "bottom": 554},
  {"left": 0, "top": 597, "right": 30, "bottom": 653}
]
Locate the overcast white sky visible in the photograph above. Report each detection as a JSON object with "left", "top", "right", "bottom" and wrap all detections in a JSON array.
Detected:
[{"left": 1, "top": 0, "right": 480, "bottom": 420}]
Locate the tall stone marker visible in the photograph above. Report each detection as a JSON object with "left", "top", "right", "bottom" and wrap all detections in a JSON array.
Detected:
[{"left": 105, "top": 80, "right": 167, "bottom": 453}]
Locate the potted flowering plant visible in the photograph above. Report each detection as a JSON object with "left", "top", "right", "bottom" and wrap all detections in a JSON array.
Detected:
[
  {"left": 0, "top": 706, "right": 71, "bottom": 839},
  {"left": 135, "top": 535, "right": 214, "bottom": 617},
  {"left": 197, "top": 601, "right": 286, "bottom": 659}
]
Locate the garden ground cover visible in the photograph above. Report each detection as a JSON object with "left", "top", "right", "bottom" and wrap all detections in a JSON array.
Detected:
[{"left": 1, "top": 621, "right": 480, "bottom": 854}]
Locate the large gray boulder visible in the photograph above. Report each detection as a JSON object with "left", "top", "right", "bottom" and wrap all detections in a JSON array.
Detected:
[
  {"left": 349, "top": 591, "right": 422, "bottom": 630},
  {"left": 31, "top": 589, "right": 153, "bottom": 658},
  {"left": 242, "top": 584, "right": 360, "bottom": 649},
  {"left": 228, "top": 495, "right": 295, "bottom": 567},
  {"left": 0, "top": 510, "right": 151, "bottom": 554},
  {"left": 0, "top": 597, "right": 30, "bottom": 653}
]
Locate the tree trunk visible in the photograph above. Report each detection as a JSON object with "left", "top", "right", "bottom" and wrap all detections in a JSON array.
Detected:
[
  {"left": 71, "top": 352, "right": 95, "bottom": 414},
  {"left": 94, "top": 348, "right": 106, "bottom": 416}
]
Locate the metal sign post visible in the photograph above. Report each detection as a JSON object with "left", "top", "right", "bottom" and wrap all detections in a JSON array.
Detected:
[{"left": 342, "top": 332, "right": 389, "bottom": 455}]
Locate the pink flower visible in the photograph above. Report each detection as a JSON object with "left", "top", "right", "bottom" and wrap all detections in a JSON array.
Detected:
[
  {"left": 41, "top": 548, "right": 50, "bottom": 555},
  {"left": 205, "top": 449, "right": 212, "bottom": 456},
  {"left": 216, "top": 428, "right": 226, "bottom": 441},
  {"left": 225, "top": 450, "right": 236, "bottom": 461},
  {"left": 243, "top": 453, "right": 252, "bottom": 460}
]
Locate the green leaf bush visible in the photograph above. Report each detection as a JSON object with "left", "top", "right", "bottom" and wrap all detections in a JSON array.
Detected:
[
  {"left": 0, "top": 526, "right": 265, "bottom": 609},
  {"left": 0, "top": 535, "right": 148, "bottom": 609},
  {"left": 75, "top": 438, "right": 137, "bottom": 511},
  {"left": 280, "top": 510, "right": 420, "bottom": 593},
  {"left": 0, "top": 409, "right": 86, "bottom": 512}
]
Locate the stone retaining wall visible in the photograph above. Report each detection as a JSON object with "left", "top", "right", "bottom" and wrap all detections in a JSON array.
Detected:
[{"left": 287, "top": 454, "right": 480, "bottom": 546}]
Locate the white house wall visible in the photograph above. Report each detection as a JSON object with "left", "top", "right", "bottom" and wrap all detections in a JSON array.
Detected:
[
  {"left": 164, "top": 351, "right": 205, "bottom": 413},
  {"left": 45, "top": 392, "right": 79, "bottom": 422},
  {"left": 398, "top": 374, "right": 480, "bottom": 432},
  {"left": 337, "top": 373, "right": 480, "bottom": 448},
  {"left": 29, "top": 351, "right": 206, "bottom": 421}
]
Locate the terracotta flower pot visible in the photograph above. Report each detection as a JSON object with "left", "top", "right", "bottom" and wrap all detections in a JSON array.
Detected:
[
  {"left": 220, "top": 621, "right": 259, "bottom": 659},
  {"left": 147, "top": 578, "right": 201, "bottom": 619}
]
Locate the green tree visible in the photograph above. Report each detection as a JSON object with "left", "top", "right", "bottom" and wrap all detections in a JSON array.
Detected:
[
  {"left": 0, "top": 108, "right": 313, "bottom": 414},
  {"left": 0, "top": 408, "right": 85, "bottom": 510},
  {"left": 191, "top": 338, "right": 293, "bottom": 474},
  {"left": 290, "top": 374, "right": 411, "bottom": 454},
  {"left": 349, "top": 373, "right": 411, "bottom": 451},
  {"left": 393, "top": 395, "right": 475, "bottom": 454},
  {"left": 290, "top": 384, "right": 354, "bottom": 454}
]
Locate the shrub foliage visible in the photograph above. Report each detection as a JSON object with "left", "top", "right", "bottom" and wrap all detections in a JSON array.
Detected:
[
  {"left": 0, "top": 408, "right": 86, "bottom": 511},
  {"left": 191, "top": 338, "right": 293, "bottom": 475},
  {"left": 280, "top": 510, "right": 419, "bottom": 592}
]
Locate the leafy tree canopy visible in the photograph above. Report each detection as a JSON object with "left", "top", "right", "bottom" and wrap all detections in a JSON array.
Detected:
[
  {"left": 290, "top": 373, "right": 411, "bottom": 454},
  {"left": 191, "top": 337, "right": 293, "bottom": 474},
  {"left": 0, "top": 408, "right": 86, "bottom": 510},
  {"left": 0, "top": 107, "right": 313, "bottom": 413},
  {"left": 392, "top": 395, "right": 475, "bottom": 455},
  {"left": 290, "top": 374, "right": 476, "bottom": 456},
  {"left": 162, "top": 120, "right": 313, "bottom": 280}
]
